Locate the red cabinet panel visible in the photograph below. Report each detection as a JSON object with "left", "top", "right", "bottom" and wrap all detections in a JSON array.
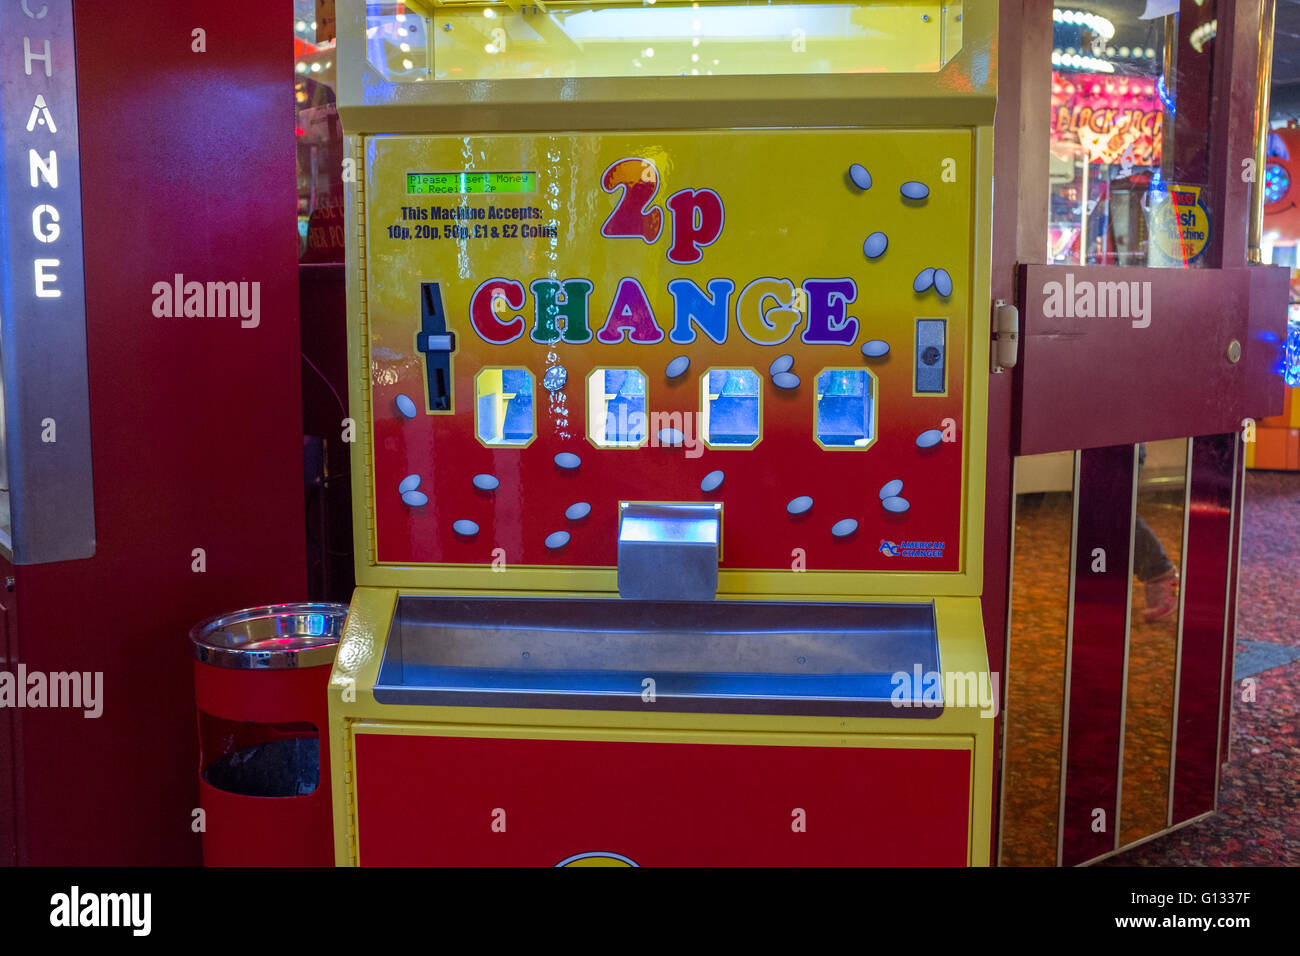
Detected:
[{"left": 354, "top": 732, "right": 971, "bottom": 866}]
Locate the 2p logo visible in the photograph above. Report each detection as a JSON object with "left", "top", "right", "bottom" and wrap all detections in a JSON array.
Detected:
[{"left": 600, "top": 157, "right": 725, "bottom": 264}]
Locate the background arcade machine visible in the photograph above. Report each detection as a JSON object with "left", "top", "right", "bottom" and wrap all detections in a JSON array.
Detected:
[
  {"left": 1253, "top": 121, "right": 1300, "bottom": 470},
  {"left": 329, "top": 0, "right": 997, "bottom": 865}
]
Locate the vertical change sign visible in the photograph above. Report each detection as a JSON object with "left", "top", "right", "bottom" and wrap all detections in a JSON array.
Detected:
[{"left": 0, "top": 0, "right": 96, "bottom": 563}]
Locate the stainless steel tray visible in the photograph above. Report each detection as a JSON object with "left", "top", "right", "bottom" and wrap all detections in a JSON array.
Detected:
[{"left": 373, "top": 596, "right": 942, "bottom": 718}]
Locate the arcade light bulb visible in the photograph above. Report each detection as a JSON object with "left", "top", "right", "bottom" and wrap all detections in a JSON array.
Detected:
[{"left": 1265, "top": 161, "right": 1290, "bottom": 206}]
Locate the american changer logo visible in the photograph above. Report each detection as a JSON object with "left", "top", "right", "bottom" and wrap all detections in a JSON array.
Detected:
[
  {"left": 50, "top": 887, "right": 151, "bottom": 936},
  {"left": 879, "top": 540, "right": 946, "bottom": 558}
]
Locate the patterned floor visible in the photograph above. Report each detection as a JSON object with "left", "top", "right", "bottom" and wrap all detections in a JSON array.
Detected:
[{"left": 1100, "top": 470, "right": 1300, "bottom": 866}]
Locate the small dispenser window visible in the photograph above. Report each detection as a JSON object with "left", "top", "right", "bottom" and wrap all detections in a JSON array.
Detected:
[
  {"left": 701, "top": 368, "right": 761, "bottom": 448},
  {"left": 815, "top": 368, "right": 875, "bottom": 449},
  {"left": 587, "top": 368, "right": 648, "bottom": 447},
  {"left": 475, "top": 367, "right": 536, "bottom": 446}
]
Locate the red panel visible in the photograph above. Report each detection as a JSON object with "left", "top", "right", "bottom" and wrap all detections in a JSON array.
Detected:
[
  {"left": 199, "top": 781, "right": 333, "bottom": 867},
  {"left": 1172, "top": 434, "right": 1235, "bottom": 823},
  {"left": 371, "top": 368, "right": 965, "bottom": 572},
  {"left": 0, "top": 553, "right": 16, "bottom": 867},
  {"left": 1170, "top": 0, "right": 1214, "bottom": 189},
  {"left": 1061, "top": 444, "right": 1133, "bottom": 866},
  {"left": 1246, "top": 266, "right": 1291, "bottom": 421},
  {"left": 1014, "top": 265, "right": 1287, "bottom": 454},
  {"left": 8, "top": 0, "right": 305, "bottom": 865},
  {"left": 193, "top": 662, "right": 331, "bottom": 731},
  {"left": 354, "top": 734, "right": 971, "bottom": 865}
]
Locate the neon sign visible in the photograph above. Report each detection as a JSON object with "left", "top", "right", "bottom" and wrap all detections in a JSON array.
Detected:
[
  {"left": 1051, "top": 71, "right": 1163, "bottom": 167},
  {"left": 0, "top": 0, "right": 96, "bottom": 562}
]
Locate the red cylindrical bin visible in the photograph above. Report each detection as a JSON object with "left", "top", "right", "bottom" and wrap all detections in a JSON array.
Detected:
[{"left": 191, "top": 603, "right": 347, "bottom": 866}]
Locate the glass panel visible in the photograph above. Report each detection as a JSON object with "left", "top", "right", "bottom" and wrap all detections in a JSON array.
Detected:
[
  {"left": 701, "top": 368, "right": 760, "bottom": 448},
  {"left": 1261, "top": 120, "right": 1299, "bottom": 267},
  {"left": 1000, "top": 451, "right": 1075, "bottom": 867},
  {"left": 1118, "top": 438, "right": 1185, "bottom": 847},
  {"left": 587, "top": 368, "right": 648, "bottom": 447},
  {"left": 365, "top": 6, "right": 431, "bottom": 80},
  {"left": 475, "top": 367, "right": 535, "bottom": 445},
  {"left": 295, "top": 2, "right": 343, "bottom": 261},
  {"left": 815, "top": 368, "right": 875, "bottom": 448},
  {"left": 366, "top": 0, "right": 965, "bottom": 83},
  {"left": 1048, "top": 2, "right": 1219, "bottom": 268}
]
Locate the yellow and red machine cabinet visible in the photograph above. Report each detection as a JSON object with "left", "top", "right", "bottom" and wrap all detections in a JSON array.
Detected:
[{"left": 329, "top": 0, "right": 997, "bottom": 866}]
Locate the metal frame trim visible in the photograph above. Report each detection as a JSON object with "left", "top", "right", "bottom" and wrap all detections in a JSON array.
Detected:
[
  {"left": 1226, "top": 435, "right": 1248, "bottom": 769},
  {"left": 1165, "top": 437, "right": 1195, "bottom": 829},
  {"left": 1077, "top": 809, "right": 1216, "bottom": 867},
  {"left": 994, "top": 454, "right": 1021, "bottom": 868},
  {"left": 1055, "top": 448, "right": 1081, "bottom": 867},
  {"left": 1212, "top": 436, "right": 1241, "bottom": 809},
  {"left": 1112, "top": 443, "right": 1140, "bottom": 850}
]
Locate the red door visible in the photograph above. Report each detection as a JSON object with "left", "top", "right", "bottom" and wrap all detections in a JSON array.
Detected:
[{"left": 988, "top": 0, "right": 1288, "bottom": 866}]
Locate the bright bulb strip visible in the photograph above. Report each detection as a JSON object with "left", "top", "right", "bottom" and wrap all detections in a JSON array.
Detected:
[
  {"left": 1190, "top": 20, "right": 1217, "bottom": 53},
  {"left": 1053, "top": 8, "right": 1116, "bottom": 40},
  {"left": 1052, "top": 49, "right": 1116, "bottom": 73}
]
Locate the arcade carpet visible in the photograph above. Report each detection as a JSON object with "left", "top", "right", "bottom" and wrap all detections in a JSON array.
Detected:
[{"left": 1099, "top": 470, "right": 1300, "bottom": 866}]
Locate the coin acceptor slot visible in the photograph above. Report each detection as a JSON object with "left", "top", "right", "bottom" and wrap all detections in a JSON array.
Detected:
[
  {"left": 915, "top": 318, "right": 947, "bottom": 394},
  {"left": 418, "top": 282, "right": 456, "bottom": 411}
]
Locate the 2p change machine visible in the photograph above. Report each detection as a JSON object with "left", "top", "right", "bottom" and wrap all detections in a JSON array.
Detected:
[{"left": 329, "top": 0, "right": 997, "bottom": 865}]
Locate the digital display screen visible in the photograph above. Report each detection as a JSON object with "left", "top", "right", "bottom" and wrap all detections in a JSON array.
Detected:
[{"left": 407, "top": 172, "right": 537, "bottom": 195}]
